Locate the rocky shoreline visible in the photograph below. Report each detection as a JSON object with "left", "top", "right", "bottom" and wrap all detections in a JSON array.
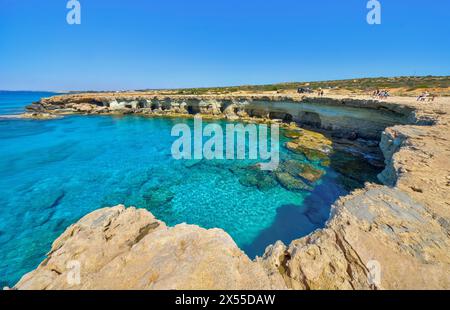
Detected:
[
  {"left": 23, "top": 92, "right": 419, "bottom": 139},
  {"left": 13, "top": 93, "right": 450, "bottom": 289}
]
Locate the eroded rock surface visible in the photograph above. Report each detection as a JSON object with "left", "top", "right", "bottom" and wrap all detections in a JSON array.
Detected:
[
  {"left": 261, "top": 185, "right": 450, "bottom": 289},
  {"left": 24, "top": 93, "right": 414, "bottom": 140},
  {"left": 15, "top": 205, "right": 286, "bottom": 290},
  {"left": 285, "top": 128, "right": 333, "bottom": 166}
]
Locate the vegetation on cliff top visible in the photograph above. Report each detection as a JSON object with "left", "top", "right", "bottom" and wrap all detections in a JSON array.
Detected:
[
  {"left": 144, "top": 76, "right": 450, "bottom": 95},
  {"left": 65, "top": 76, "right": 449, "bottom": 96}
]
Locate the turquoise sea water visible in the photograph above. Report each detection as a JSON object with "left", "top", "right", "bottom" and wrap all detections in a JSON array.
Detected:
[{"left": 0, "top": 92, "right": 379, "bottom": 287}]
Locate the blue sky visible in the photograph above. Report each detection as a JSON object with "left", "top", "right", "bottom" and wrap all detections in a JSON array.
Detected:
[{"left": 0, "top": 0, "right": 449, "bottom": 91}]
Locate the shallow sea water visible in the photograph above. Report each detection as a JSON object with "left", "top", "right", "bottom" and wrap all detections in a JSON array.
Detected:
[{"left": 0, "top": 92, "right": 380, "bottom": 287}]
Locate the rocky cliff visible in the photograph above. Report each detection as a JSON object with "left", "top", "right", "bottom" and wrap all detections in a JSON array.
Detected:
[
  {"left": 25, "top": 93, "right": 414, "bottom": 140},
  {"left": 15, "top": 205, "right": 286, "bottom": 290}
]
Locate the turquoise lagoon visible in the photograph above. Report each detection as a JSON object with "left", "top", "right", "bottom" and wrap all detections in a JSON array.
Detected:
[{"left": 0, "top": 91, "right": 381, "bottom": 287}]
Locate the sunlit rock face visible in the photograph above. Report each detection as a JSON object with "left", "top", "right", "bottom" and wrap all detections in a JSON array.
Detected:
[
  {"left": 30, "top": 95, "right": 411, "bottom": 141},
  {"left": 284, "top": 129, "right": 333, "bottom": 164},
  {"left": 241, "top": 100, "right": 410, "bottom": 140},
  {"left": 14, "top": 205, "right": 286, "bottom": 290}
]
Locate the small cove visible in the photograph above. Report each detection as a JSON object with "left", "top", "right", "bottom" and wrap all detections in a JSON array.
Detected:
[{"left": 0, "top": 92, "right": 399, "bottom": 287}]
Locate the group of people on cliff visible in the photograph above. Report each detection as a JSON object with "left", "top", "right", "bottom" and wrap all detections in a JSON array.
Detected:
[
  {"left": 372, "top": 89, "right": 390, "bottom": 99},
  {"left": 416, "top": 91, "right": 436, "bottom": 102}
]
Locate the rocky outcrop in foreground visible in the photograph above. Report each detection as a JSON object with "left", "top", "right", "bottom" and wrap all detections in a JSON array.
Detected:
[{"left": 15, "top": 206, "right": 286, "bottom": 290}]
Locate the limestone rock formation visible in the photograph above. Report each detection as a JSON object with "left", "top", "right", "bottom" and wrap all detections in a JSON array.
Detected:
[
  {"left": 18, "top": 112, "right": 60, "bottom": 120},
  {"left": 15, "top": 205, "right": 286, "bottom": 290},
  {"left": 223, "top": 103, "right": 239, "bottom": 120},
  {"left": 274, "top": 171, "right": 313, "bottom": 192},
  {"left": 261, "top": 185, "right": 450, "bottom": 289},
  {"left": 277, "top": 159, "right": 325, "bottom": 183},
  {"left": 24, "top": 92, "right": 413, "bottom": 140},
  {"left": 285, "top": 129, "right": 333, "bottom": 165}
]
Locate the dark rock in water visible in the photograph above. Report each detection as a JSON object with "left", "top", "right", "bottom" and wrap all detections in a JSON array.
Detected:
[
  {"left": 18, "top": 182, "right": 65, "bottom": 227},
  {"left": 301, "top": 148, "right": 330, "bottom": 166},
  {"left": 283, "top": 130, "right": 302, "bottom": 139},
  {"left": 298, "top": 164, "right": 325, "bottom": 183},
  {"left": 233, "top": 165, "right": 278, "bottom": 191},
  {"left": 278, "top": 160, "right": 325, "bottom": 183},
  {"left": 47, "top": 191, "right": 65, "bottom": 210},
  {"left": 102, "top": 190, "right": 129, "bottom": 207},
  {"left": 277, "top": 160, "right": 304, "bottom": 175},
  {"left": 337, "top": 175, "right": 364, "bottom": 191},
  {"left": 184, "top": 159, "right": 202, "bottom": 168},
  {"left": 332, "top": 137, "right": 383, "bottom": 163},
  {"left": 143, "top": 187, "right": 175, "bottom": 207},
  {"left": 239, "top": 173, "right": 277, "bottom": 191},
  {"left": 357, "top": 138, "right": 379, "bottom": 147},
  {"left": 138, "top": 177, "right": 176, "bottom": 209},
  {"left": 347, "top": 131, "right": 358, "bottom": 141},
  {"left": 275, "top": 172, "right": 313, "bottom": 192},
  {"left": 330, "top": 150, "right": 383, "bottom": 190}
]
